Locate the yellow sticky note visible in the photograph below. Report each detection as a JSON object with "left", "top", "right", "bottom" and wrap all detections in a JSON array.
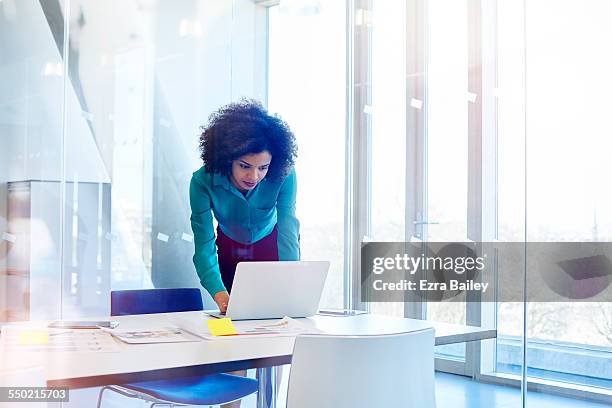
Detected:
[
  {"left": 207, "top": 318, "right": 237, "bottom": 336},
  {"left": 19, "top": 330, "right": 49, "bottom": 345}
]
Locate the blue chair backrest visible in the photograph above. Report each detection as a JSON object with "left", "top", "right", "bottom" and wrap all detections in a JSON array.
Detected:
[{"left": 111, "top": 288, "right": 204, "bottom": 316}]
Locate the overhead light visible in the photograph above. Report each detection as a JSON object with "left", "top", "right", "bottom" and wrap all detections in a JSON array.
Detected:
[
  {"left": 355, "top": 8, "right": 372, "bottom": 27},
  {"left": 1, "top": 0, "right": 17, "bottom": 21},
  {"left": 42, "top": 62, "right": 63, "bottom": 76},
  {"left": 279, "top": 0, "right": 321, "bottom": 16},
  {"left": 179, "top": 18, "right": 202, "bottom": 38},
  {"left": 100, "top": 55, "right": 110, "bottom": 66}
]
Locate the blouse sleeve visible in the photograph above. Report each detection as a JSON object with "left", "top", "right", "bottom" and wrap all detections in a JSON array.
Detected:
[
  {"left": 276, "top": 168, "right": 300, "bottom": 260},
  {"left": 189, "top": 175, "right": 227, "bottom": 297}
]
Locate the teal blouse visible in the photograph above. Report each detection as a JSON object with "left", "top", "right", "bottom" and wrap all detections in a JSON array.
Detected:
[{"left": 189, "top": 167, "right": 300, "bottom": 297}]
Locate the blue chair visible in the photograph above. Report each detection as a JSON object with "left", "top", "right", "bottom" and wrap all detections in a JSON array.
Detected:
[{"left": 97, "top": 288, "right": 258, "bottom": 408}]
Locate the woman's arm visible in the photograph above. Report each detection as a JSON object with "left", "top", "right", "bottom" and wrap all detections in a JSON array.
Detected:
[
  {"left": 276, "top": 168, "right": 300, "bottom": 260},
  {"left": 189, "top": 175, "right": 227, "bottom": 298}
]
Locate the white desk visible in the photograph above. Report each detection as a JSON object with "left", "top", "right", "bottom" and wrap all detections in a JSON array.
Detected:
[{"left": 0, "top": 312, "right": 495, "bottom": 407}]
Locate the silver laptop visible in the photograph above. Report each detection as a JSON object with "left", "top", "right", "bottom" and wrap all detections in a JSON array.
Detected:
[{"left": 210, "top": 261, "right": 329, "bottom": 320}]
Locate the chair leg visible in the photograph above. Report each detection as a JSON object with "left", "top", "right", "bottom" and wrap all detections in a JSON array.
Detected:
[
  {"left": 96, "top": 386, "right": 109, "bottom": 408},
  {"left": 98, "top": 385, "right": 190, "bottom": 408},
  {"left": 98, "top": 385, "right": 157, "bottom": 407}
]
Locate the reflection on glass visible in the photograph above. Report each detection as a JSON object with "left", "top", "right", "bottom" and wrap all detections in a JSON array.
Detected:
[
  {"left": 1, "top": 0, "right": 269, "bottom": 323},
  {"left": 1, "top": 0, "right": 65, "bottom": 322},
  {"left": 61, "top": 0, "right": 270, "bottom": 314}
]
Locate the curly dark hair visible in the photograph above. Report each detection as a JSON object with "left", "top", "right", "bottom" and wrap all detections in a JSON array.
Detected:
[{"left": 199, "top": 99, "right": 297, "bottom": 183}]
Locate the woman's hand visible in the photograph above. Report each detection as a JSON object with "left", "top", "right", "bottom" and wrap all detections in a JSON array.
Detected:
[{"left": 213, "top": 291, "right": 230, "bottom": 313}]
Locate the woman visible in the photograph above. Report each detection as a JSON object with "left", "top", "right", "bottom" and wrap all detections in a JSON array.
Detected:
[{"left": 190, "top": 99, "right": 300, "bottom": 312}]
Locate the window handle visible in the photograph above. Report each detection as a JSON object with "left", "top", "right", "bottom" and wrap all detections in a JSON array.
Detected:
[
  {"left": 412, "top": 220, "right": 437, "bottom": 240},
  {"left": 413, "top": 220, "right": 439, "bottom": 225}
]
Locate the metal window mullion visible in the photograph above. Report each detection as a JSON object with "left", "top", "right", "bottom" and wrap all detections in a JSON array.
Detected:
[
  {"left": 466, "top": 0, "right": 499, "bottom": 379},
  {"left": 477, "top": 0, "right": 500, "bottom": 379},
  {"left": 466, "top": 0, "right": 484, "bottom": 378},
  {"left": 403, "top": 0, "right": 427, "bottom": 320},
  {"left": 59, "top": 0, "right": 72, "bottom": 321},
  {"left": 344, "top": 0, "right": 356, "bottom": 310},
  {"left": 348, "top": 0, "right": 373, "bottom": 311},
  {"left": 467, "top": 0, "right": 484, "bottom": 245}
]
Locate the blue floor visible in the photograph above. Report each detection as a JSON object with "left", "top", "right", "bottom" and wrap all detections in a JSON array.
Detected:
[{"left": 436, "top": 372, "right": 611, "bottom": 408}]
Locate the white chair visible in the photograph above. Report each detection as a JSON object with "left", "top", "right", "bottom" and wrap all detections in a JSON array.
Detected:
[{"left": 286, "top": 328, "right": 436, "bottom": 408}]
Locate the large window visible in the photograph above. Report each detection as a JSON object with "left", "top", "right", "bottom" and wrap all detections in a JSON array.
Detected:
[
  {"left": 368, "top": 0, "right": 409, "bottom": 319},
  {"left": 268, "top": 2, "right": 347, "bottom": 309},
  {"left": 496, "top": 0, "right": 612, "bottom": 393},
  {"left": 423, "top": 0, "right": 469, "bottom": 361},
  {"left": 267, "top": 0, "right": 612, "bottom": 398},
  {"left": 346, "top": 0, "right": 611, "bottom": 401}
]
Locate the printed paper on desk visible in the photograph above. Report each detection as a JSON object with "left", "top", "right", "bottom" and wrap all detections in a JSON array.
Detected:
[
  {"left": 1, "top": 326, "right": 120, "bottom": 352},
  {"left": 104, "top": 326, "right": 203, "bottom": 344},
  {"left": 202, "top": 317, "right": 323, "bottom": 340}
]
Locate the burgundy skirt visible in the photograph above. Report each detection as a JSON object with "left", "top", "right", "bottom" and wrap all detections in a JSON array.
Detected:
[{"left": 215, "top": 225, "right": 279, "bottom": 293}]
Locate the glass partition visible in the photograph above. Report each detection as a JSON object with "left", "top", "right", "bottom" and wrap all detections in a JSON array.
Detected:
[
  {"left": 62, "top": 0, "right": 263, "bottom": 316},
  {"left": 1, "top": 0, "right": 268, "bottom": 318},
  {"left": 523, "top": 0, "right": 612, "bottom": 396}
]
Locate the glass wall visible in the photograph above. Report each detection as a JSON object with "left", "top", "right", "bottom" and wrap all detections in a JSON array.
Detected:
[
  {"left": 0, "top": 0, "right": 270, "bottom": 321},
  {"left": 494, "top": 0, "right": 612, "bottom": 398},
  {"left": 523, "top": 0, "right": 612, "bottom": 394}
]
